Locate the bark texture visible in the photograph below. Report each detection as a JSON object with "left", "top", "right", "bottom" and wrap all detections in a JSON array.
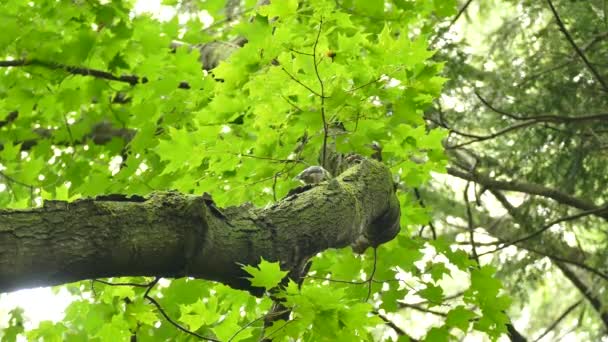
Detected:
[{"left": 0, "top": 158, "right": 399, "bottom": 293}]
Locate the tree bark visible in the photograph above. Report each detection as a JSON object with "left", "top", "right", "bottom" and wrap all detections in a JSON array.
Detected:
[{"left": 0, "top": 159, "right": 400, "bottom": 294}]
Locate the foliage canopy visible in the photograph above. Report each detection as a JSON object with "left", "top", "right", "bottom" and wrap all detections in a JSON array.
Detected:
[{"left": 10, "top": 0, "right": 607, "bottom": 341}]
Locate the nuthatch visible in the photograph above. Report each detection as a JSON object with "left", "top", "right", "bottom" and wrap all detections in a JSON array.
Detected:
[{"left": 294, "top": 166, "right": 332, "bottom": 184}]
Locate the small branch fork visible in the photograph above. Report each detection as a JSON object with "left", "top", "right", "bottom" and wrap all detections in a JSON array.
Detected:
[
  {"left": 92, "top": 278, "right": 304, "bottom": 341},
  {"left": 306, "top": 247, "right": 380, "bottom": 302},
  {"left": 93, "top": 278, "right": 220, "bottom": 341}
]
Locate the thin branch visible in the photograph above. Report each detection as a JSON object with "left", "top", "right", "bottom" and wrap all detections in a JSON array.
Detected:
[
  {"left": 0, "top": 111, "right": 18, "bottom": 128},
  {"left": 518, "top": 31, "right": 608, "bottom": 86},
  {"left": 545, "top": 0, "right": 608, "bottom": 91},
  {"left": 463, "top": 182, "right": 480, "bottom": 265},
  {"left": 204, "top": 6, "right": 255, "bottom": 32},
  {"left": 287, "top": 47, "right": 314, "bottom": 56},
  {"left": 366, "top": 248, "right": 378, "bottom": 302},
  {"left": 556, "top": 306, "right": 585, "bottom": 341},
  {"left": 487, "top": 190, "right": 608, "bottom": 281},
  {"left": 0, "top": 59, "right": 191, "bottom": 89},
  {"left": 373, "top": 310, "right": 419, "bottom": 341},
  {"left": 410, "top": 291, "right": 465, "bottom": 306},
  {"left": 92, "top": 278, "right": 154, "bottom": 288},
  {"left": 446, "top": 167, "right": 606, "bottom": 219},
  {"left": 478, "top": 204, "right": 608, "bottom": 257},
  {"left": 280, "top": 95, "right": 305, "bottom": 112},
  {"left": 555, "top": 263, "right": 608, "bottom": 329},
  {"left": 228, "top": 308, "right": 291, "bottom": 342},
  {"left": 448, "top": 120, "right": 540, "bottom": 148},
  {"left": 280, "top": 67, "right": 323, "bottom": 97},
  {"left": 446, "top": 91, "right": 608, "bottom": 148},
  {"left": 431, "top": 0, "right": 475, "bottom": 46},
  {"left": 347, "top": 75, "right": 384, "bottom": 93},
  {"left": 262, "top": 319, "right": 296, "bottom": 341},
  {"left": 533, "top": 299, "right": 583, "bottom": 342},
  {"left": 305, "top": 247, "right": 382, "bottom": 302},
  {"left": 0, "top": 171, "right": 34, "bottom": 189},
  {"left": 143, "top": 277, "right": 220, "bottom": 341},
  {"left": 414, "top": 188, "right": 437, "bottom": 240},
  {"left": 399, "top": 303, "right": 447, "bottom": 317},
  {"left": 312, "top": 18, "right": 328, "bottom": 168},
  {"left": 475, "top": 91, "right": 608, "bottom": 123}
]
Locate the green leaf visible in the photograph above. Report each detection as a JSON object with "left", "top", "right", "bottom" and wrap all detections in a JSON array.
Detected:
[
  {"left": 423, "top": 327, "right": 450, "bottom": 342},
  {"left": 446, "top": 306, "right": 475, "bottom": 332},
  {"left": 241, "top": 257, "right": 289, "bottom": 291},
  {"left": 418, "top": 283, "right": 444, "bottom": 306}
]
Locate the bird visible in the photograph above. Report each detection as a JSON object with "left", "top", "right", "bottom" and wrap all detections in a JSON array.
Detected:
[
  {"left": 294, "top": 166, "right": 332, "bottom": 184},
  {"left": 367, "top": 141, "right": 383, "bottom": 161}
]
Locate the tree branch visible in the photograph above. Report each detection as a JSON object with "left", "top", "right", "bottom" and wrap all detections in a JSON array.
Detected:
[
  {"left": 545, "top": 0, "right": 608, "bottom": 91},
  {"left": 478, "top": 204, "right": 608, "bottom": 257},
  {"left": 533, "top": 298, "right": 582, "bottom": 342},
  {"left": 0, "top": 159, "right": 400, "bottom": 293},
  {"left": 555, "top": 263, "right": 608, "bottom": 329},
  {"left": 475, "top": 91, "right": 608, "bottom": 123},
  {"left": 447, "top": 167, "right": 606, "bottom": 218},
  {"left": 0, "top": 58, "right": 192, "bottom": 88}
]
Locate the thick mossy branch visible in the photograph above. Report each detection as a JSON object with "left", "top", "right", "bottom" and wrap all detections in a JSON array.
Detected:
[{"left": 0, "top": 159, "right": 399, "bottom": 293}]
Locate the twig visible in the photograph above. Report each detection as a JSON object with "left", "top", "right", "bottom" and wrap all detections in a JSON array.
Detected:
[
  {"left": 475, "top": 91, "right": 608, "bottom": 123},
  {"left": 143, "top": 277, "right": 220, "bottom": 341},
  {"left": 92, "top": 278, "right": 154, "bottom": 288},
  {"left": 0, "top": 171, "right": 34, "bottom": 189},
  {"left": 414, "top": 188, "right": 437, "bottom": 240},
  {"left": 545, "top": 0, "right": 608, "bottom": 91},
  {"left": 518, "top": 31, "right": 608, "bottom": 86},
  {"left": 287, "top": 47, "right": 314, "bottom": 56},
  {"left": 0, "top": 59, "right": 191, "bottom": 89},
  {"left": 305, "top": 247, "right": 380, "bottom": 302},
  {"left": 533, "top": 299, "right": 582, "bottom": 342},
  {"left": 555, "top": 263, "right": 608, "bottom": 327},
  {"left": 373, "top": 310, "right": 419, "bottom": 341},
  {"left": 463, "top": 182, "right": 480, "bottom": 265},
  {"left": 399, "top": 303, "right": 447, "bottom": 317},
  {"left": 410, "top": 291, "right": 465, "bottom": 306},
  {"left": 347, "top": 75, "right": 384, "bottom": 93},
  {"left": 447, "top": 91, "right": 608, "bottom": 148},
  {"left": 448, "top": 120, "right": 540, "bottom": 148},
  {"left": 203, "top": 7, "right": 255, "bottom": 32},
  {"left": 312, "top": 18, "right": 328, "bottom": 168},
  {"left": 365, "top": 248, "right": 378, "bottom": 302},
  {"left": 556, "top": 307, "right": 585, "bottom": 341},
  {"left": 431, "top": 0, "right": 475, "bottom": 46},
  {"left": 228, "top": 308, "right": 291, "bottom": 342},
  {"left": 478, "top": 204, "right": 608, "bottom": 257},
  {"left": 280, "top": 67, "right": 323, "bottom": 97},
  {"left": 487, "top": 189, "right": 608, "bottom": 281},
  {"left": 262, "top": 319, "right": 296, "bottom": 341}
]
